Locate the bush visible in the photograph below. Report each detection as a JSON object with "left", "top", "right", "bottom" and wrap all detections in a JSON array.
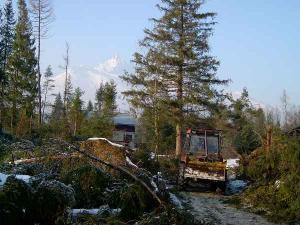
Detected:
[
  {"left": 119, "top": 183, "right": 156, "bottom": 220},
  {"left": 234, "top": 124, "right": 262, "bottom": 155},
  {"left": 137, "top": 205, "right": 200, "bottom": 225},
  {"left": 132, "top": 149, "right": 160, "bottom": 174},
  {"left": 62, "top": 165, "right": 111, "bottom": 208},
  {"left": 34, "top": 180, "right": 75, "bottom": 225},
  {"left": 241, "top": 135, "right": 300, "bottom": 223},
  {"left": 0, "top": 177, "right": 75, "bottom": 225},
  {"left": 0, "top": 176, "right": 34, "bottom": 225}
]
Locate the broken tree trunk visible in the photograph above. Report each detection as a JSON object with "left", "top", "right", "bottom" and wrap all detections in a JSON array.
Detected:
[{"left": 67, "top": 144, "right": 162, "bottom": 206}]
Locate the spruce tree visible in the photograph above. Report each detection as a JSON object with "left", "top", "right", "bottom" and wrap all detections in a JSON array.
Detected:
[
  {"left": 70, "top": 87, "right": 84, "bottom": 136},
  {"left": 122, "top": 0, "right": 228, "bottom": 156},
  {"left": 7, "top": 0, "right": 37, "bottom": 133},
  {"left": 95, "top": 82, "right": 104, "bottom": 113},
  {"left": 42, "top": 65, "right": 55, "bottom": 120},
  {"left": 0, "top": 0, "right": 15, "bottom": 131},
  {"left": 102, "top": 80, "right": 117, "bottom": 116},
  {"left": 50, "top": 93, "right": 64, "bottom": 135},
  {"left": 86, "top": 100, "right": 94, "bottom": 114}
]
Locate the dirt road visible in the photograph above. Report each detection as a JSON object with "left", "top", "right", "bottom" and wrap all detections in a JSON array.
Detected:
[{"left": 185, "top": 192, "right": 279, "bottom": 225}]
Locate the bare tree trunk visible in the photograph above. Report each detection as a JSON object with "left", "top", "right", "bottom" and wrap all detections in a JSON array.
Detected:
[
  {"left": 175, "top": 4, "right": 185, "bottom": 157},
  {"left": 175, "top": 123, "right": 182, "bottom": 157},
  {"left": 38, "top": 14, "right": 42, "bottom": 126}
]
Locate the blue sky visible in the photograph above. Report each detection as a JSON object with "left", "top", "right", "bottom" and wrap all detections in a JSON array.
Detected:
[{"left": 5, "top": 0, "right": 300, "bottom": 106}]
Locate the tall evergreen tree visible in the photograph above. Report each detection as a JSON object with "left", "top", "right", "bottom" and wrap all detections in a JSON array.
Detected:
[
  {"left": 95, "top": 81, "right": 117, "bottom": 116},
  {"left": 70, "top": 87, "right": 84, "bottom": 136},
  {"left": 122, "top": 0, "right": 228, "bottom": 156},
  {"left": 50, "top": 92, "right": 64, "bottom": 135},
  {"left": 102, "top": 80, "right": 117, "bottom": 115},
  {"left": 7, "top": 0, "right": 37, "bottom": 133},
  {"left": 0, "top": 0, "right": 15, "bottom": 131},
  {"left": 42, "top": 65, "right": 55, "bottom": 120},
  {"left": 86, "top": 100, "right": 94, "bottom": 114},
  {"left": 95, "top": 82, "right": 104, "bottom": 112}
]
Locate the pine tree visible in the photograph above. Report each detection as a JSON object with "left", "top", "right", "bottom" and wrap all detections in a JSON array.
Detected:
[
  {"left": 95, "top": 81, "right": 117, "bottom": 116},
  {"left": 102, "top": 80, "right": 117, "bottom": 116},
  {"left": 70, "top": 87, "right": 84, "bottom": 136},
  {"left": 95, "top": 82, "right": 104, "bottom": 112},
  {"left": 50, "top": 92, "right": 64, "bottom": 135},
  {"left": 122, "top": 0, "right": 228, "bottom": 156},
  {"left": 86, "top": 100, "right": 94, "bottom": 114},
  {"left": 7, "top": 0, "right": 37, "bottom": 134},
  {"left": 0, "top": 0, "right": 15, "bottom": 131},
  {"left": 42, "top": 65, "right": 55, "bottom": 121}
]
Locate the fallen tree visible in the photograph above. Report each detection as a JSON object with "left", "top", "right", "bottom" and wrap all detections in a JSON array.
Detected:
[{"left": 65, "top": 142, "right": 163, "bottom": 206}]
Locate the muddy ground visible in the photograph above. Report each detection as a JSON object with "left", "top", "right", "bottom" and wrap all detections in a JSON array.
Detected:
[{"left": 183, "top": 192, "right": 280, "bottom": 225}]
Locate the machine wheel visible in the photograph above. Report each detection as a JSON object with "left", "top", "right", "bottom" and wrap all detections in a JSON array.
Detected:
[{"left": 216, "top": 181, "right": 227, "bottom": 194}]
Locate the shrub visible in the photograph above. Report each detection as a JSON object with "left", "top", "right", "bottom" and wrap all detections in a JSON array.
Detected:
[
  {"left": 234, "top": 124, "right": 262, "bottom": 155},
  {"left": 62, "top": 165, "right": 111, "bottom": 208},
  {"left": 241, "top": 135, "right": 300, "bottom": 222},
  {"left": 119, "top": 183, "right": 156, "bottom": 221},
  {"left": 34, "top": 180, "right": 75, "bottom": 225},
  {"left": 0, "top": 176, "right": 34, "bottom": 225}
]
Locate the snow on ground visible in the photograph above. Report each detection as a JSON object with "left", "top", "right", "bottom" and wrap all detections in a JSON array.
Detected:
[
  {"left": 226, "top": 158, "right": 240, "bottom": 168},
  {"left": 169, "top": 193, "right": 183, "bottom": 209},
  {"left": 87, "top": 137, "right": 124, "bottom": 148},
  {"left": 13, "top": 158, "right": 37, "bottom": 165},
  {"left": 0, "top": 173, "right": 31, "bottom": 186},
  {"left": 125, "top": 156, "right": 139, "bottom": 169},
  {"left": 227, "top": 180, "right": 248, "bottom": 194},
  {"left": 187, "top": 192, "right": 276, "bottom": 225},
  {"left": 151, "top": 179, "right": 159, "bottom": 192},
  {"left": 71, "top": 206, "right": 121, "bottom": 218}
]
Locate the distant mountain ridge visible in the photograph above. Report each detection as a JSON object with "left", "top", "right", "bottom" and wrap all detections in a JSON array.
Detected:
[{"left": 53, "top": 55, "right": 130, "bottom": 110}]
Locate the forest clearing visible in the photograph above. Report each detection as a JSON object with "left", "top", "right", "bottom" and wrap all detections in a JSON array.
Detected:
[{"left": 0, "top": 0, "right": 299, "bottom": 224}]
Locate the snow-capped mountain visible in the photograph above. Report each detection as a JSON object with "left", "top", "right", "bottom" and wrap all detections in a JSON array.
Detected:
[{"left": 53, "top": 55, "right": 130, "bottom": 110}]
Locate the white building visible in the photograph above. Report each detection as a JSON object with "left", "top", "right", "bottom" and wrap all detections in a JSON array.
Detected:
[{"left": 112, "top": 114, "right": 137, "bottom": 149}]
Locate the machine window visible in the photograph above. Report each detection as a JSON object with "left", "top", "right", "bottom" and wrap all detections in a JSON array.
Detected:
[
  {"left": 189, "top": 135, "right": 205, "bottom": 154},
  {"left": 207, "top": 136, "right": 219, "bottom": 154}
]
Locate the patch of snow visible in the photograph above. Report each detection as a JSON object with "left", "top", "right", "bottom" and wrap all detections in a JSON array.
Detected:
[
  {"left": 87, "top": 137, "right": 124, "bottom": 148},
  {"left": 274, "top": 180, "right": 281, "bottom": 189},
  {"left": 226, "top": 158, "right": 240, "bottom": 168},
  {"left": 0, "top": 173, "right": 31, "bottom": 186},
  {"left": 151, "top": 179, "right": 159, "bottom": 193},
  {"left": 169, "top": 193, "right": 183, "bottom": 209},
  {"left": 71, "top": 205, "right": 121, "bottom": 218},
  {"left": 126, "top": 156, "right": 138, "bottom": 169},
  {"left": 0, "top": 173, "right": 8, "bottom": 186},
  {"left": 71, "top": 208, "right": 100, "bottom": 216},
  {"left": 227, "top": 180, "right": 248, "bottom": 194},
  {"left": 149, "top": 152, "right": 156, "bottom": 160},
  {"left": 15, "top": 175, "right": 31, "bottom": 183},
  {"left": 14, "top": 158, "right": 37, "bottom": 165}
]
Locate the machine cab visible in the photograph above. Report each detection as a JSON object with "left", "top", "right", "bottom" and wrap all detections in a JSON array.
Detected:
[{"left": 183, "top": 128, "right": 222, "bottom": 162}]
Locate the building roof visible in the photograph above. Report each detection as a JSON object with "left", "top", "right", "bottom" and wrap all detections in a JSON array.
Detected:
[{"left": 113, "top": 113, "right": 137, "bottom": 126}]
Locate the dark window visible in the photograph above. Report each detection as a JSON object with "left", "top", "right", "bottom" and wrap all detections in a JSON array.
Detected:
[
  {"left": 189, "top": 135, "right": 205, "bottom": 154},
  {"left": 207, "top": 136, "right": 219, "bottom": 154}
]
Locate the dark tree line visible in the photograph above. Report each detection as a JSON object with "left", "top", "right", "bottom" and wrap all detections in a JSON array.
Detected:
[{"left": 0, "top": 0, "right": 118, "bottom": 140}]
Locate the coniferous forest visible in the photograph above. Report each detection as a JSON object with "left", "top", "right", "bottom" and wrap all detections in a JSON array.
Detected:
[{"left": 0, "top": 1, "right": 299, "bottom": 225}]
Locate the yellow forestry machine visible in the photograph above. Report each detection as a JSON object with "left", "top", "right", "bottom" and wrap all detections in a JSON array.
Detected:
[{"left": 178, "top": 128, "right": 227, "bottom": 191}]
